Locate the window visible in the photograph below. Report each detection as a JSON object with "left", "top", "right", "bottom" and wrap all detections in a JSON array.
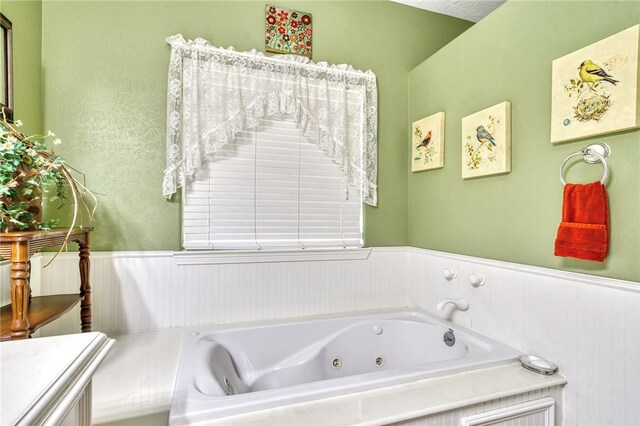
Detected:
[
  {"left": 183, "top": 114, "right": 363, "bottom": 250},
  {"left": 165, "top": 35, "right": 378, "bottom": 248}
]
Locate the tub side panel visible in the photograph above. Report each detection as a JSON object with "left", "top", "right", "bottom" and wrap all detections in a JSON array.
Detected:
[{"left": 388, "top": 385, "right": 563, "bottom": 426}]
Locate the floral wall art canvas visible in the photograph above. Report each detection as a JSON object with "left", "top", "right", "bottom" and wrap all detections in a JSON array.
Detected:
[
  {"left": 462, "top": 101, "right": 511, "bottom": 179},
  {"left": 551, "top": 24, "right": 640, "bottom": 144},
  {"left": 265, "top": 5, "right": 312, "bottom": 58},
  {"left": 411, "top": 112, "right": 445, "bottom": 172}
]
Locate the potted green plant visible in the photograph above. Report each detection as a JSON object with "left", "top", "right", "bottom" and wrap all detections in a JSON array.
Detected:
[{"left": 0, "top": 115, "right": 95, "bottom": 232}]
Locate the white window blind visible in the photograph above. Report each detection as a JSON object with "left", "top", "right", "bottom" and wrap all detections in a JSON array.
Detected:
[{"left": 183, "top": 115, "right": 363, "bottom": 250}]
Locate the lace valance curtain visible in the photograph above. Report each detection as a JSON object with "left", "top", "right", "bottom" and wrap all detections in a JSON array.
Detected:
[{"left": 163, "top": 34, "right": 378, "bottom": 206}]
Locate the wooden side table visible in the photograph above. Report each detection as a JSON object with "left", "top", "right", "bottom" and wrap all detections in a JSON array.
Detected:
[{"left": 0, "top": 228, "right": 93, "bottom": 340}]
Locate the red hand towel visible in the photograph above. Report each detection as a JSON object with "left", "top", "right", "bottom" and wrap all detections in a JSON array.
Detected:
[{"left": 554, "top": 181, "right": 609, "bottom": 262}]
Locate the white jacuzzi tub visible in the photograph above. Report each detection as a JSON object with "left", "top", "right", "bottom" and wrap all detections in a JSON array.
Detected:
[{"left": 169, "top": 309, "right": 521, "bottom": 425}]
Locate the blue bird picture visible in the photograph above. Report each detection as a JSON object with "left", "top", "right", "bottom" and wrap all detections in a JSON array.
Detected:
[
  {"left": 462, "top": 101, "right": 511, "bottom": 178},
  {"left": 475, "top": 125, "right": 496, "bottom": 146}
]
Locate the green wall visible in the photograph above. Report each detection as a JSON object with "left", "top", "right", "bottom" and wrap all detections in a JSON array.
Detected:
[
  {"left": 408, "top": 1, "right": 640, "bottom": 282},
  {"left": 40, "top": 1, "right": 471, "bottom": 251},
  {"left": 1, "top": 0, "right": 42, "bottom": 136}
]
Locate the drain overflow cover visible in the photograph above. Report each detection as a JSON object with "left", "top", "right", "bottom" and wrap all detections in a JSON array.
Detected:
[
  {"left": 443, "top": 330, "right": 455, "bottom": 347},
  {"left": 332, "top": 357, "right": 342, "bottom": 369}
]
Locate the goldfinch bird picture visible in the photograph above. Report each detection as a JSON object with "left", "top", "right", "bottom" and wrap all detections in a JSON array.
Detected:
[{"left": 551, "top": 24, "right": 640, "bottom": 144}]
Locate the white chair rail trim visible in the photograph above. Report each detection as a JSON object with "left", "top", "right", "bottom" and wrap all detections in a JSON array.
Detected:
[{"left": 407, "top": 246, "right": 640, "bottom": 293}]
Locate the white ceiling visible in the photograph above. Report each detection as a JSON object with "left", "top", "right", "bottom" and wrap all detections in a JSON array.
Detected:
[{"left": 390, "top": 0, "right": 506, "bottom": 23}]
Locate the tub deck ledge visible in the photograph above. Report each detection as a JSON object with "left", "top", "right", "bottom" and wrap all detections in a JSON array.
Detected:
[
  {"left": 92, "top": 327, "right": 565, "bottom": 425},
  {"left": 200, "top": 362, "right": 566, "bottom": 425}
]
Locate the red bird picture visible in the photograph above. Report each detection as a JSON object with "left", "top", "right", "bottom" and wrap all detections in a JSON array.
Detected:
[{"left": 416, "top": 130, "right": 432, "bottom": 149}]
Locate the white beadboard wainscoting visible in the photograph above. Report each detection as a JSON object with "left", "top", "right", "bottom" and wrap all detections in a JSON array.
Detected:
[
  {"left": 407, "top": 247, "right": 640, "bottom": 426},
  {"left": 2, "top": 247, "right": 639, "bottom": 425},
  {"left": 35, "top": 247, "right": 409, "bottom": 336},
  {"left": 1, "top": 261, "right": 9, "bottom": 306},
  {"left": 0, "top": 256, "right": 42, "bottom": 306}
]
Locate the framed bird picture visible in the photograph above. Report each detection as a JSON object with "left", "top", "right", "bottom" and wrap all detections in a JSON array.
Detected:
[
  {"left": 551, "top": 24, "right": 640, "bottom": 144},
  {"left": 411, "top": 112, "right": 445, "bottom": 172},
  {"left": 461, "top": 101, "right": 511, "bottom": 179}
]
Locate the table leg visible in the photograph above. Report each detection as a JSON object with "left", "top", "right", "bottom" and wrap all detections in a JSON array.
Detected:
[
  {"left": 78, "top": 240, "right": 92, "bottom": 332},
  {"left": 10, "top": 241, "right": 30, "bottom": 339}
]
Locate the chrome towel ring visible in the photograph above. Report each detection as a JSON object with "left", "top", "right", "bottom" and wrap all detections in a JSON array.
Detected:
[{"left": 559, "top": 143, "right": 610, "bottom": 187}]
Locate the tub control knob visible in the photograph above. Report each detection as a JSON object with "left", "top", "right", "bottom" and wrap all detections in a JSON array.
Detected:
[
  {"left": 469, "top": 273, "right": 486, "bottom": 287},
  {"left": 373, "top": 325, "right": 383, "bottom": 335},
  {"left": 442, "top": 268, "right": 458, "bottom": 281}
]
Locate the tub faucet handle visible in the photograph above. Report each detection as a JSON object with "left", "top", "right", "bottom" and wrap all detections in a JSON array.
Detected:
[
  {"left": 442, "top": 268, "right": 458, "bottom": 281},
  {"left": 469, "top": 273, "right": 486, "bottom": 287},
  {"left": 436, "top": 298, "right": 469, "bottom": 312}
]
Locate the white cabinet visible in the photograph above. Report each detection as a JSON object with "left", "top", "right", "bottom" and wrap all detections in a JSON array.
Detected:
[{"left": 1, "top": 332, "right": 114, "bottom": 425}]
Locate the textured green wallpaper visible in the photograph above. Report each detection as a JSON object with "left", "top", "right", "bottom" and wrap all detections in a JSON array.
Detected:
[
  {"left": 40, "top": 1, "right": 471, "bottom": 251},
  {"left": 408, "top": 1, "right": 640, "bottom": 281},
  {"left": 1, "top": 0, "right": 42, "bottom": 136}
]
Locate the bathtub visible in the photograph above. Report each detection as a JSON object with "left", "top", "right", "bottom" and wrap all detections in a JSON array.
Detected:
[{"left": 169, "top": 309, "right": 521, "bottom": 424}]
